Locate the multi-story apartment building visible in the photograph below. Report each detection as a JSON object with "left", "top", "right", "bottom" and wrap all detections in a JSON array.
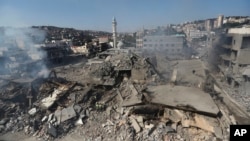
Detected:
[
  {"left": 218, "top": 27, "right": 250, "bottom": 87},
  {"left": 187, "top": 29, "right": 209, "bottom": 40},
  {"left": 142, "top": 35, "right": 184, "bottom": 54},
  {"left": 136, "top": 30, "right": 145, "bottom": 48}
]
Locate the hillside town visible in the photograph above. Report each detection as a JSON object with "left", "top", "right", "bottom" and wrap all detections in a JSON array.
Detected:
[{"left": 0, "top": 14, "right": 250, "bottom": 141}]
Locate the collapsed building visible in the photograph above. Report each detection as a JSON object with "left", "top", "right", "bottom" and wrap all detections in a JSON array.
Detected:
[
  {"left": 1, "top": 22, "right": 250, "bottom": 141},
  {"left": 1, "top": 44, "right": 250, "bottom": 141},
  {"left": 70, "top": 37, "right": 111, "bottom": 58}
]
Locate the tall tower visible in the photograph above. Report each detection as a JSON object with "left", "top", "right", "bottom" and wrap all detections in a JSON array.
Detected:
[
  {"left": 217, "top": 15, "right": 224, "bottom": 28},
  {"left": 112, "top": 17, "right": 117, "bottom": 48}
]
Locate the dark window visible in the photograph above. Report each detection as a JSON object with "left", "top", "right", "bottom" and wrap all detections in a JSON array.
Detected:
[
  {"left": 144, "top": 39, "right": 147, "bottom": 42},
  {"left": 172, "top": 44, "right": 175, "bottom": 47}
]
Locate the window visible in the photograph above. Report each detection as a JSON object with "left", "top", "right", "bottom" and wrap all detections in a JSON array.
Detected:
[
  {"left": 144, "top": 44, "right": 147, "bottom": 47},
  {"left": 160, "top": 39, "right": 163, "bottom": 42},
  {"left": 149, "top": 44, "right": 152, "bottom": 47},
  {"left": 144, "top": 39, "right": 147, "bottom": 42},
  {"left": 160, "top": 44, "right": 163, "bottom": 47},
  {"left": 233, "top": 40, "right": 235, "bottom": 45},
  {"left": 171, "top": 44, "right": 175, "bottom": 47},
  {"left": 155, "top": 44, "right": 158, "bottom": 47},
  {"left": 166, "top": 44, "right": 168, "bottom": 47},
  {"left": 172, "top": 49, "right": 175, "bottom": 52},
  {"left": 177, "top": 49, "right": 180, "bottom": 52}
]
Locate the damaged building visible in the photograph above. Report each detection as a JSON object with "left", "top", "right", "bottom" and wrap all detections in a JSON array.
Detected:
[
  {"left": 1, "top": 21, "right": 250, "bottom": 141},
  {"left": 218, "top": 27, "right": 250, "bottom": 88},
  {"left": 1, "top": 44, "right": 250, "bottom": 141}
]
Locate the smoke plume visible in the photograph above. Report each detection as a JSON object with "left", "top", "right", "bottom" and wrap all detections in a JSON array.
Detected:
[{"left": 0, "top": 27, "right": 49, "bottom": 79}]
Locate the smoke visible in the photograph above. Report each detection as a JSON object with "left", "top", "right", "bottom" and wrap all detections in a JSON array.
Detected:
[{"left": 0, "top": 27, "right": 49, "bottom": 79}]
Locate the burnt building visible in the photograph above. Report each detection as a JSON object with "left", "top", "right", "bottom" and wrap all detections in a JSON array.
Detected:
[{"left": 40, "top": 41, "right": 70, "bottom": 63}]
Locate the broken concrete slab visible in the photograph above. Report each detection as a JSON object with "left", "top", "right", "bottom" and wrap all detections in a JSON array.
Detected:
[
  {"left": 41, "top": 116, "right": 48, "bottom": 122},
  {"left": 28, "top": 108, "right": 37, "bottom": 116},
  {"left": 181, "top": 113, "right": 223, "bottom": 139},
  {"left": 58, "top": 106, "right": 76, "bottom": 123},
  {"left": 73, "top": 105, "right": 82, "bottom": 114},
  {"left": 145, "top": 123, "right": 154, "bottom": 129},
  {"left": 122, "top": 84, "right": 143, "bottom": 107},
  {"left": 213, "top": 84, "right": 222, "bottom": 94},
  {"left": 146, "top": 85, "right": 220, "bottom": 116},
  {"left": 136, "top": 116, "right": 144, "bottom": 128},
  {"left": 54, "top": 109, "right": 62, "bottom": 125},
  {"left": 69, "top": 93, "right": 76, "bottom": 103},
  {"left": 48, "top": 113, "right": 54, "bottom": 122},
  {"left": 130, "top": 117, "right": 141, "bottom": 133},
  {"left": 171, "top": 122, "right": 177, "bottom": 131},
  {"left": 0, "top": 118, "right": 9, "bottom": 125},
  {"left": 165, "top": 126, "right": 175, "bottom": 133},
  {"left": 75, "top": 118, "right": 83, "bottom": 125},
  {"left": 106, "top": 106, "right": 112, "bottom": 117},
  {"left": 40, "top": 83, "right": 75, "bottom": 109},
  {"left": 164, "top": 108, "right": 186, "bottom": 123},
  {"left": 79, "top": 110, "right": 86, "bottom": 119},
  {"left": 47, "top": 123, "right": 57, "bottom": 137}
]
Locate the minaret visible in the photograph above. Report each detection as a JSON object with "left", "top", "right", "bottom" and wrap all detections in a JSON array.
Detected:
[{"left": 112, "top": 17, "right": 117, "bottom": 48}]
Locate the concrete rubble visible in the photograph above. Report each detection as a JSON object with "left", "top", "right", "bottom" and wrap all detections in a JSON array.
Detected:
[
  {"left": 146, "top": 85, "right": 220, "bottom": 116},
  {"left": 0, "top": 48, "right": 249, "bottom": 141}
]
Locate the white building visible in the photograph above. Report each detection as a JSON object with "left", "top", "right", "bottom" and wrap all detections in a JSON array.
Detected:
[
  {"left": 188, "top": 30, "right": 208, "bottom": 40},
  {"left": 142, "top": 35, "right": 184, "bottom": 54},
  {"left": 217, "top": 15, "right": 224, "bottom": 28},
  {"left": 136, "top": 29, "right": 145, "bottom": 48}
]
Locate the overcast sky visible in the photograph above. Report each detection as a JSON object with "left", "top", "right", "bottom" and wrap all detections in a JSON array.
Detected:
[{"left": 0, "top": 0, "right": 249, "bottom": 32}]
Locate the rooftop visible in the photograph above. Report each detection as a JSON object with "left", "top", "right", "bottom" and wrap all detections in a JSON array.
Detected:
[{"left": 228, "top": 27, "right": 250, "bottom": 35}]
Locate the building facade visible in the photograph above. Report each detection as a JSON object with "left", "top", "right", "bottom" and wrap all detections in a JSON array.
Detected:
[
  {"left": 188, "top": 29, "right": 209, "bottom": 40},
  {"left": 142, "top": 35, "right": 184, "bottom": 54},
  {"left": 217, "top": 15, "right": 224, "bottom": 28},
  {"left": 136, "top": 30, "right": 145, "bottom": 48},
  {"left": 218, "top": 27, "right": 250, "bottom": 86},
  {"left": 205, "top": 19, "right": 214, "bottom": 31}
]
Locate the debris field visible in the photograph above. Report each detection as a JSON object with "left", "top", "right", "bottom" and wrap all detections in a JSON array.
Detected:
[{"left": 1, "top": 49, "right": 250, "bottom": 141}]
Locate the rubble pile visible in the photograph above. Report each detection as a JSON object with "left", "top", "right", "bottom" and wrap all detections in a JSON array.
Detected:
[
  {"left": 0, "top": 49, "right": 246, "bottom": 141},
  {"left": 223, "top": 84, "right": 250, "bottom": 112}
]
